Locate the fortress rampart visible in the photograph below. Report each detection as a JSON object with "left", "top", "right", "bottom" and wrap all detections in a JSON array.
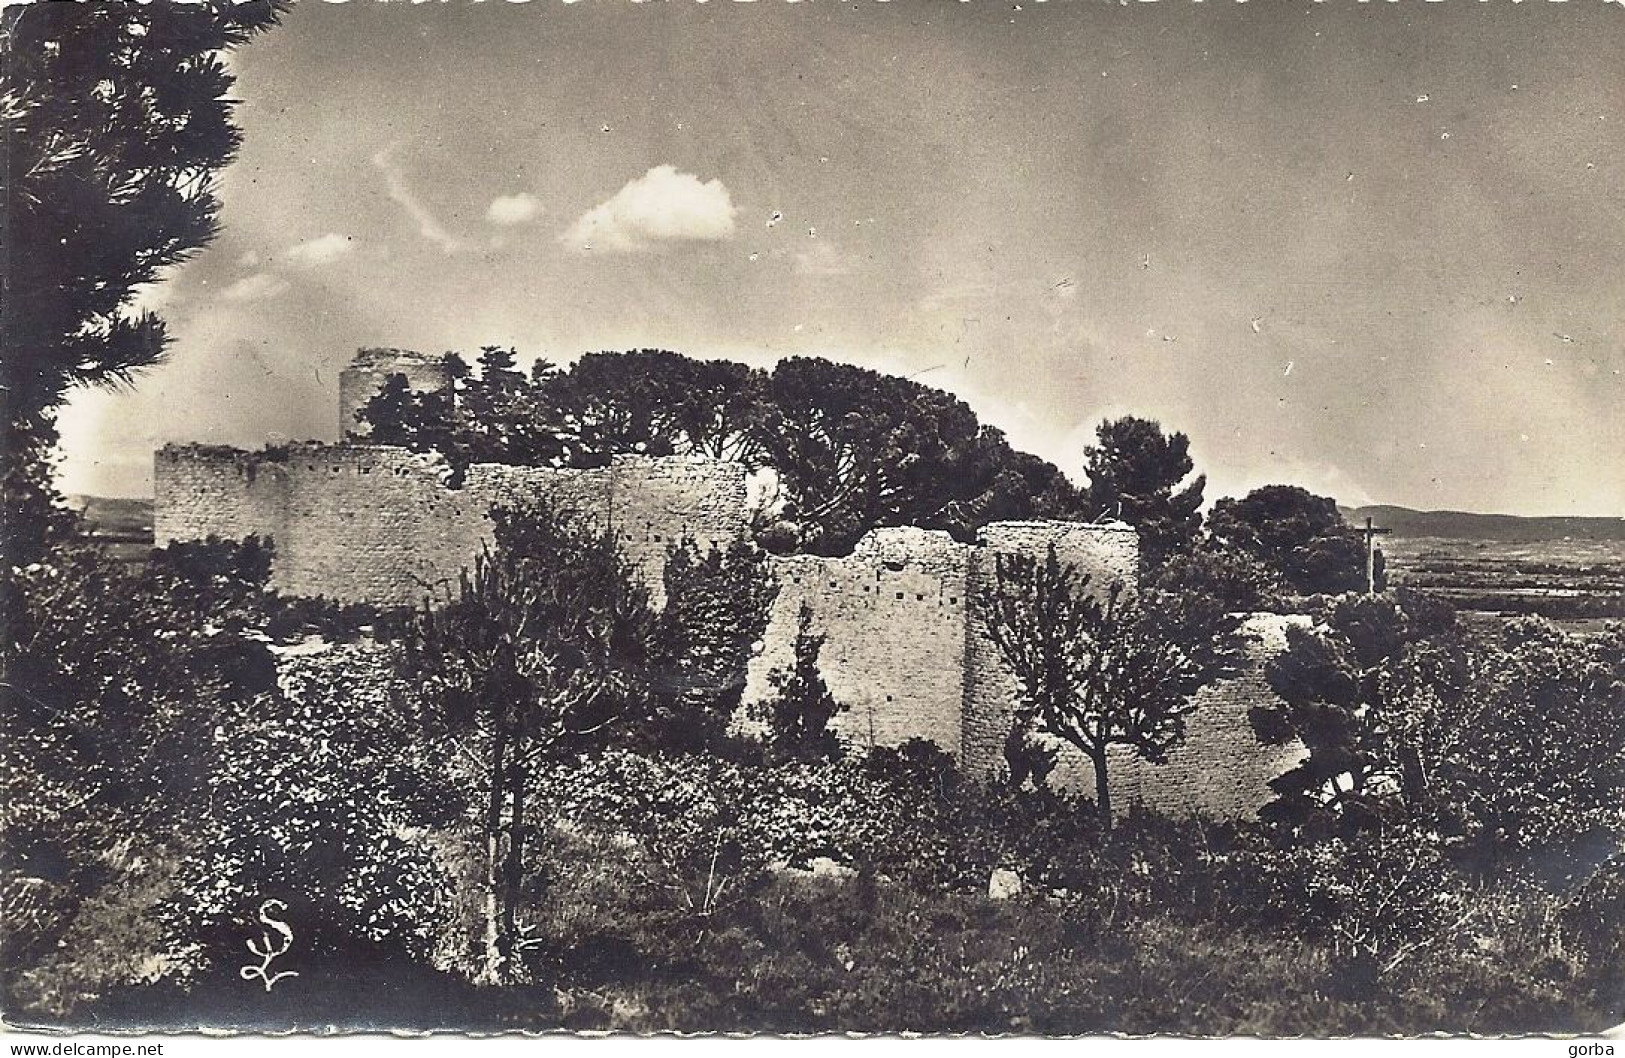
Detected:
[
  {"left": 154, "top": 348, "right": 1305, "bottom": 818},
  {"left": 155, "top": 442, "right": 747, "bottom": 607},
  {"left": 739, "top": 520, "right": 1301, "bottom": 818},
  {"left": 747, "top": 527, "right": 976, "bottom": 757},
  {"left": 1091, "top": 613, "right": 1312, "bottom": 818}
]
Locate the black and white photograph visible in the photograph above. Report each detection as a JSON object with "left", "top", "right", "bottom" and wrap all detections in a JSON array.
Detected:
[{"left": 2, "top": 0, "right": 1622, "bottom": 1039}]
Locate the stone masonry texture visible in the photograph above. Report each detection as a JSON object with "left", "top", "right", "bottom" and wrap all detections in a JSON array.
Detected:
[
  {"left": 744, "top": 527, "right": 973, "bottom": 756},
  {"left": 155, "top": 348, "right": 1305, "bottom": 819},
  {"left": 154, "top": 443, "right": 746, "bottom": 608}
]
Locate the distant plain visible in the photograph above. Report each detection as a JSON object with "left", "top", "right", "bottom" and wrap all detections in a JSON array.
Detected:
[{"left": 1379, "top": 536, "right": 1625, "bottom": 629}]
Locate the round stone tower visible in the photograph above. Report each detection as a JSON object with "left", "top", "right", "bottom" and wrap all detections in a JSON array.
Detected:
[{"left": 336, "top": 347, "right": 451, "bottom": 438}]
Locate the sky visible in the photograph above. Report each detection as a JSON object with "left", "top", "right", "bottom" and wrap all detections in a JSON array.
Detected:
[{"left": 56, "top": 0, "right": 1625, "bottom": 516}]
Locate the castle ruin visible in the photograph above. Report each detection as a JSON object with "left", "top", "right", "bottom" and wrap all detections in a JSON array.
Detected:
[{"left": 155, "top": 348, "right": 1305, "bottom": 819}]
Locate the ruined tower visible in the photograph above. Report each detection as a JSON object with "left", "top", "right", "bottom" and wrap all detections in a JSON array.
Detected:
[{"left": 336, "top": 347, "right": 452, "bottom": 439}]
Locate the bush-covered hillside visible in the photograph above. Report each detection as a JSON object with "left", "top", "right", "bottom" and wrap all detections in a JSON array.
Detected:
[{"left": 4, "top": 511, "right": 1620, "bottom": 1034}]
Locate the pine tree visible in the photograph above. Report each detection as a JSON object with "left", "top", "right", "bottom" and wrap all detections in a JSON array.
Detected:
[
  {"left": 1, "top": 0, "right": 284, "bottom": 566},
  {"left": 1081, "top": 416, "right": 1206, "bottom": 571}
]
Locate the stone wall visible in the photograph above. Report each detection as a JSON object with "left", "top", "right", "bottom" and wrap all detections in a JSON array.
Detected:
[
  {"left": 1044, "top": 613, "right": 1311, "bottom": 818},
  {"left": 158, "top": 439, "right": 1304, "bottom": 819},
  {"left": 154, "top": 443, "right": 748, "bottom": 607},
  {"left": 953, "top": 523, "right": 1308, "bottom": 816},
  {"left": 154, "top": 345, "right": 1305, "bottom": 820},
  {"left": 745, "top": 527, "right": 971, "bottom": 755},
  {"left": 599, "top": 457, "right": 751, "bottom": 601},
  {"left": 961, "top": 520, "right": 1141, "bottom": 782},
  {"left": 742, "top": 520, "right": 1143, "bottom": 768},
  {"left": 154, "top": 444, "right": 292, "bottom": 551}
]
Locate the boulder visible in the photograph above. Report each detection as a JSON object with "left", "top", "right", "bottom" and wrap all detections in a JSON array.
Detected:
[{"left": 988, "top": 867, "right": 1023, "bottom": 900}]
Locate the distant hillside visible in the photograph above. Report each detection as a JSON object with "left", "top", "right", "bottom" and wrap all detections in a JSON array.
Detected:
[
  {"left": 66, "top": 496, "right": 155, "bottom": 568},
  {"left": 1342, "top": 505, "right": 1625, "bottom": 542},
  {"left": 68, "top": 495, "right": 154, "bottom": 536}
]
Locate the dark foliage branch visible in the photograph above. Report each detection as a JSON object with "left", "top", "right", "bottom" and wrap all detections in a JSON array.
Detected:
[
  {"left": 642, "top": 537, "right": 778, "bottom": 755},
  {"left": 1256, "top": 591, "right": 1463, "bottom": 835},
  {"left": 1, "top": 0, "right": 286, "bottom": 567},
  {"left": 1256, "top": 587, "right": 1623, "bottom": 861},
  {"left": 558, "top": 351, "right": 770, "bottom": 467},
  {"left": 1, "top": 0, "right": 284, "bottom": 391},
  {"left": 1081, "top": 416, "right": 1205, "bottom": 570},
  {"left": 359, "top": 349, "right": 1090, "bottom": 555},
  {"left": 1208, "top": 485, "right": 1372, "bottom": 597}
]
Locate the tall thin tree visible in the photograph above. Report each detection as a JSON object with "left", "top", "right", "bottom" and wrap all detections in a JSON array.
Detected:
[
  {"left": 402, "top": 503, "right": 656, "bottom": 981},
  {"left": 975, "top": 545, "right": 1246, "bottom": 827}
]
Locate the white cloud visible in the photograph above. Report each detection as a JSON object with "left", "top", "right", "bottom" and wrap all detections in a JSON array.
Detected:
[
  {"left": 794, "top": 241, "right": 854, "bottom": 277},
  {"left": 283, "top": 232, "right": 356, "bottom": 266},
  {"left": 220, "top": 273, "right": 289, "bottom": 303},
  {"left": 486, "top": 193, "right": 543, "bottom": 226},
  {"left": 562, "top": 165, "right": 737, "bottom": 252},
  {"left": 371, "top": 144, "right": 464, "bottom": 254}
]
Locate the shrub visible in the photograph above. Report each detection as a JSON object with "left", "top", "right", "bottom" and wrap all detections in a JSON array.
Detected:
[
  {"left": 750, "top": 603, "right": 847, "bottom": 765},
  {"left": 641, "top": 537, "right": 777, "bottom": 756},
  {"left": 1, "top": 537, "right": 278, "bottom": 1014},
  {"left": 158, "top": 651, "right": 458, "bottom": 985}
]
